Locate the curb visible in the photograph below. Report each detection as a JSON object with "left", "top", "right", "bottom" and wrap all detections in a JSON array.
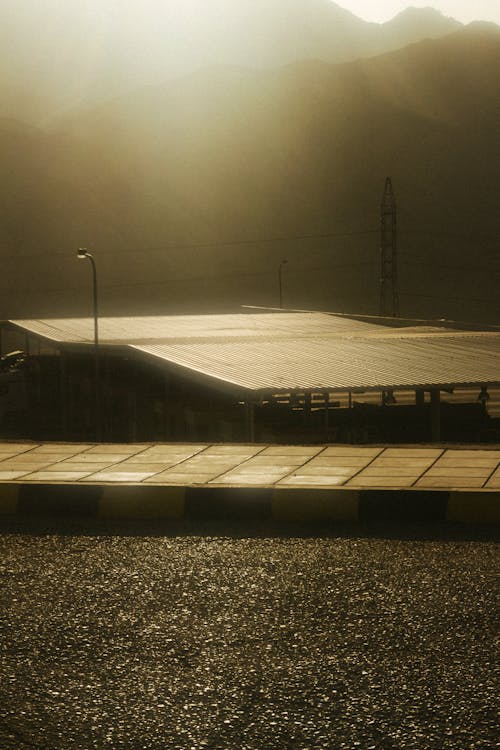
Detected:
[{"left": 0, "top": 484, "right": 499, "bottom": 524}]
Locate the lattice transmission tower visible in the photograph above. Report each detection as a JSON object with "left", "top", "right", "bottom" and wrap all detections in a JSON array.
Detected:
[{"left": 379, "top": 177, "right": 399, "bottom": 317}]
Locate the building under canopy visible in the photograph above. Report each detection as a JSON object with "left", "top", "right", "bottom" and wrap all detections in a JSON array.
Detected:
[{"left": 1, "top": 311, "right": 499, "bottom": 443}]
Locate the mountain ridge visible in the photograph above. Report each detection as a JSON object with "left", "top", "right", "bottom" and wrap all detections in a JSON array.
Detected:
[
  {"left": 1, "top": 24, "right": 499, "bottom": 323},
  {"left": 0, "top": 1, "right": 466, "bottom": 123}
]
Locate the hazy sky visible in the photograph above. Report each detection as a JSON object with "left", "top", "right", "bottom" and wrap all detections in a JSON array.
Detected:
[{"left": 338, "top": 0, "right": 500, "bottom": 24}]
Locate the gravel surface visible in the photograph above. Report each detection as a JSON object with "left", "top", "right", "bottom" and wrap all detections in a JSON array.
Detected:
[{"left": 0, "top": 519, "right": 498, "bottom": 749}]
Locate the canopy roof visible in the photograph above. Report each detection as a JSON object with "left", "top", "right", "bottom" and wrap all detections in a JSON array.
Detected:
[{"left": 8, "top": 312, "right": 500, "bottom": 394}]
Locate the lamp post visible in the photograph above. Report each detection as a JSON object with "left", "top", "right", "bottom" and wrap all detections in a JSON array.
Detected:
[
  {"left": 278, "top": 259, "right": 288, "bottom": 308},
  {"left": 77, "top": 248, "right": 101, "bottom": 441}
]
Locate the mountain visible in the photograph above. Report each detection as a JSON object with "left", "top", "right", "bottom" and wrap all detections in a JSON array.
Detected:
[
  {"left": 0, "top": 1, "right": 463, "bottom": 124},
  {"left": 1, "top": 25, "right": 499, "bottom": 324},
  {"left": 379, "top": 7, "right": 462, "bottom": 49}
]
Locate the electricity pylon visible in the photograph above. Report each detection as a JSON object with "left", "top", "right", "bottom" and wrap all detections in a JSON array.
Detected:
[{"left": 379, "top": 177, "right": 399, "bottom": 317}]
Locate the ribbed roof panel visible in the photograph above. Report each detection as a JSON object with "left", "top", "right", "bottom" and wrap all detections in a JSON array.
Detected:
[
  {"left": 133, "top": 334, "right": 500, "bottom": 392},
  {"left": 8, "top": 313, "right": 500, "bottom": 392}
]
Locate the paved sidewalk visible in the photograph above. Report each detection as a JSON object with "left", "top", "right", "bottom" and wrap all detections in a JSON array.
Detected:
[{"left": 0, "top": 441, "right": 499, "bottom": 491}]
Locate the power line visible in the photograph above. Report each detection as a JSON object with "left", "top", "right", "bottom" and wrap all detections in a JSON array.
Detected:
[
  {"left": 400, "top": 229, "right": 500, "bottom": 243},
  {"left": 1, "top": 226, "right": 498, "bottom": 262},
  {"left": 2, "top": 228, "right": 380, "bottom": 262},
  {"left": 0, "top": 260, "right": 379, "bottom": 296},
  {"left": 1, "top": 256, "right": 498, "bottom": 294},
  {"left": 401, "top": 291, "right": 500, "bottom": 307},
  {"left": 401, "top": 260, "right": 500, "bottom": 274},
  {"left": 124, "top": 229, "right": 380, "bottom": 254}
]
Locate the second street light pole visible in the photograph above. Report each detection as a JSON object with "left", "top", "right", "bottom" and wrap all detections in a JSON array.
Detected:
[{"left": 77, "top": 248, "right": 101, "bottom": 441}]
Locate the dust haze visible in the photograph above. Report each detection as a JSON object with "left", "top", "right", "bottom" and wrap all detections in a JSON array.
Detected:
[{"left": 1, "top": 1, "right": 499, "bottom": 323}]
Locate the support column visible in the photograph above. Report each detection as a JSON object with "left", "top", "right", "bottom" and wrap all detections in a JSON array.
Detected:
[
  {"left": 304, "top": 392, "right": 312, "bottom": 414},
  {"left": 163, "top": 375, "right": 170, "bottom": 440},
  {"left": 129, "top": 390, "right": 138, "bottom": 442},
  {"left": 430, "top": 389, "right": 441, "bottom": 442},
  {"left": 246, "top": 402, "right": 255, "bottom": 443},
  {"left": 101, "top": 354, "right": 109, "bottom": 441},
  {"left": 415, "top": 389, "right": 425, "bottom": 407},
  {"left": 304, "top": 391, "right": 311, "bottom": 428},
  {"left": 59, "top": 351, "right": 68, "bottom": 440}
]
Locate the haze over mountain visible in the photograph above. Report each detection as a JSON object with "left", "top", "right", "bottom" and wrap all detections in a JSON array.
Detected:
[
  {"left": 0, "top": 0, "right": 463, "bottom": 123},
  {"left": 1, "top": 22, "right": 499, "bottom": 324}
]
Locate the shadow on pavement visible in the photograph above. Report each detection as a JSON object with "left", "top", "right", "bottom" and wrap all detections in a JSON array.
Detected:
[{"left": 0, "top": 515, "right": 498, "bottom": 542}]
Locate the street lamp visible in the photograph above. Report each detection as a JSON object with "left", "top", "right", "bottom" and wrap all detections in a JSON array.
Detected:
[
  {"left": 77, "top": 248, "right": 101, "bottom": 440},
  {"left": 278, "top": 259, "right": 288, "bottom": 308}
]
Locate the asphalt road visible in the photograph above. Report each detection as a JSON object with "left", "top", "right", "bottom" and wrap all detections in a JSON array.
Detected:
[{"left": 0, "top": 518, "right": 497, "bottom": 750}]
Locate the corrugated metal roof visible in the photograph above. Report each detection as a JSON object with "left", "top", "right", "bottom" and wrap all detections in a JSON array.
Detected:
[
  {"left": 8, "top": 313, "right": 500, "bottom": 393},
  {"left": 134, "top": 334, "right": 500, "bottom": 392},
  {"left": 10, "top": 312, "right": 379, "bottom": 344}
]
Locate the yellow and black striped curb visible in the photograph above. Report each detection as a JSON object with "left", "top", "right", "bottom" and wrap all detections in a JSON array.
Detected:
[{"left": 0, "top": 484, "right": 499, "bottom": 524}]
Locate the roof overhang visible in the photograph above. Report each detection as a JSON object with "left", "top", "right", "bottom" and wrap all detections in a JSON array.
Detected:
[{"left": 4, "top": 313, "right": 500, "bottom": 396}]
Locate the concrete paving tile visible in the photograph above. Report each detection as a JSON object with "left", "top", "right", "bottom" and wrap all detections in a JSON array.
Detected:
[
  {"left": 84, "top": 444, "right": 149, "bottom": 454},
  {"left": 0, "top": 461, "right": 54, "bottom": 471},
  {"left": 0, "top": 443, "right": 37, "bottom": 453},
  {"left": 443, "top": 449, "right": 500, "bottom": 459},
  {"left": 213, "top": 474, "right": 280, "bottom": 485},
  {"left": 294, "top": 465, "right": 359, "bottom": 477},
  {"left": 278, "top": 475, "right": 348, "bottom": 486},
  {"left": 431, "top": 458, "right": 499, "bottom": 469},
  {"left": 145, "top": 472, "right": 214, "bottom": 484},
  {"left": 22, "top": 471, "right": 94, "bottom": 482},
  {"left": 0, "top": 452, "right": 35, "bottom": 462},
  {"left": 354, "top": 467, "right": 422, "bottom": 477},
  {"left": 179, "top": 454, "right": 241, "bottom": 464},
  {"left": 45, "top": 462, "right": 120, "bottom": 473},
  {"left": 201, "top": 452, "right": 261, "bottom": 462},
  {"left": 220, "top": 465, "right": 295, "bottom": 476},
  {"left": 107, "top": 462, "right": 173, "bottom": 473},
  {"left": 18, "top": 451, "right": 82, "bottom": 464},
  {"left": 369, "top": 458, "right": 436, "bottom": 468},
  {"left": 173, "top": 460, "right": 242, "bottom": 472},
  {"left": 382, "top": 448, "right": 443, "bottom": 458},
  {"left": 416, "top": 476, "right": 487, "bottom": 488},
  {"left": 202, "top": 445, "right": 264, "bottom": 456},
  {"left": 321, "top": 446, "right": 382, "bottom": 458},
  {"left": 2, "top": 453, "right": 67, "bottom": 464},
  {"left": 347, "top": 476, "right": 415, "bottom": 488},
  {"left": 307, "top": 456, "right": 371, "bottom": 467},
  {"left": 139, "top": 444, "right": 208, "bottom": 454},
  {"left": 28, "top": 444, "right": 93, "bottom": 454},
  {"left": 260, "top": 446, "right": 323, "bottom": 457},
  {"left": 135, "top": 451, "right": 206, "bottom": 462},
  {"left": 59, "top": 453, "right": 132, "bottom": 464},
  {"left": 123, "top": 453, "right": 195, "bottom": 464},
  {"left": 423, "top": 467, "right": 491, "bottom": 478},
  {"left": 92, "top": 462, "right": 170, "bottom": 473},
  {"left": 0, "top": 470, "right": 32, "bottom": 480},
  {"left": 235, "top": 457, "right": 302, "bottom": 469},
  {"left": 248, "top": 456, "right": 304, "bottom": 466},
  {"left": 82, "top": 471, "right": 156, "bottom": 482}
]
